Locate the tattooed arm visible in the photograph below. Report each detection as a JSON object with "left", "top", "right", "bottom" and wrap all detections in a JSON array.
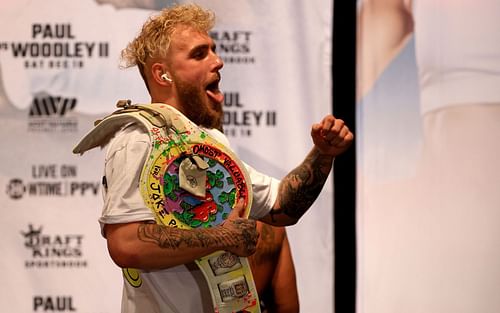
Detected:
[
  {"left": 103, "top": 200, "right": 259, "bottom": 270},
  {"left": 261, "top": 115, "right": 353, "bottom": 226}
]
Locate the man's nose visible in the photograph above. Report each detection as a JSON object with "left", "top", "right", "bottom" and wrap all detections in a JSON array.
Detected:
[{"left": 211, "top": 53, "right": 223, "bottom": 71}]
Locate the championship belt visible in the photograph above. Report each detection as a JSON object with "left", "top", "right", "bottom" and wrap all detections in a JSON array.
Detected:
[{"left": 73, "top": 101, "right": 260, "bottom": 313}]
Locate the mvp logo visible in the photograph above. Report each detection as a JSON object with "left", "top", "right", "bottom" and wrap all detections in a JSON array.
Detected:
[{"left": 29, "top": 96, "right": 77, "bottom": 116}]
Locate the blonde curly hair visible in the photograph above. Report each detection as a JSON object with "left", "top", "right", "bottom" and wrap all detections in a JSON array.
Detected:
[{"left": 121, "top": 4, "right": 215, "bottom": 74}]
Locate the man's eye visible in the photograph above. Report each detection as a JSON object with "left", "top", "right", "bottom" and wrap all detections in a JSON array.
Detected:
[{"left": 192, "top": 50, "right": 206, "bottom": 59}]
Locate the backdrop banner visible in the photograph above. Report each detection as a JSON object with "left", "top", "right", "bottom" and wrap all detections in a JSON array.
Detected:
[
  {"left": 357, "top": 0, "right": 500, "bottom": 312},
  {"left": 0, "top": 1, "right": 334, "bottom": 312}
]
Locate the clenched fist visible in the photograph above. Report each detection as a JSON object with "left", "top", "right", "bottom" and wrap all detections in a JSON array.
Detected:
[{"left": 311, "top": 115, "right": 353, "bottom": 156}]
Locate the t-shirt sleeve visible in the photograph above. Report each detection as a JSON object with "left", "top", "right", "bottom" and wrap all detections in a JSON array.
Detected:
[
  {"left": 244, "top": 162, "right": 280, "bottom": 219},
  {"left": 99, "top": 124, "right": 155, "bottom": 236},
  {"left": 203, "top": 128, "right": 280, "bottom": 219}
]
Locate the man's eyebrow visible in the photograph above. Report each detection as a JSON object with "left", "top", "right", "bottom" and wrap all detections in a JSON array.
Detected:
[
  {"left": 189, "top": 42, "right": 216, "bottom": 56},
  {"left": 190, "top": 43, "right": 209, "bottom": 53}
]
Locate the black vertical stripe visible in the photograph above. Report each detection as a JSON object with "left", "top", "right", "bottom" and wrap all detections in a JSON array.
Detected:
[{"left": 332, "top": 1, "right": 357, "bottom": 313}]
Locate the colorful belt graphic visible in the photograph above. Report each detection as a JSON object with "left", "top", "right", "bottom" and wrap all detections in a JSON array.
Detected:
[{"left": 136, "top": 103, "right": 260, "bottom": 313}]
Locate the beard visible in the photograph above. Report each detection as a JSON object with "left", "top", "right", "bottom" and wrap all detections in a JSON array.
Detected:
[{"left": 175, "top": 80, "right": 223, "bottom": 131}]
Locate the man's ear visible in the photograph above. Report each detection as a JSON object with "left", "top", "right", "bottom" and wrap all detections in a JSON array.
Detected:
[{"left": 151, "top": 63, "right": 171, "bottom": 85}]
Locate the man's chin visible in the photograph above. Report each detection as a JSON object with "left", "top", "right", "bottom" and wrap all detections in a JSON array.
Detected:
[
  {"left": 176, "top": 88, "right": 222, "bottom": 130},
  {"left": 200, "top": 115, "right": 223, "bottom": 131}
]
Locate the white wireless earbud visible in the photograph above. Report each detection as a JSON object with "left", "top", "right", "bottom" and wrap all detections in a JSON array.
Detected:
[{"left": 161, "top": 73, "right": 172, "bottom": 82}]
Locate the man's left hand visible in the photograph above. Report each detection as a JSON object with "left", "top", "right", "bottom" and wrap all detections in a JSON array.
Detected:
[{"left": 311, "top": 115, "right": 353, "bottom": 156}]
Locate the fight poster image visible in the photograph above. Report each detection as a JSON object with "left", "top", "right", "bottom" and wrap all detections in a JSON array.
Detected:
[{"left": 357, "top": 1, "right": 500, "bottom": 312}]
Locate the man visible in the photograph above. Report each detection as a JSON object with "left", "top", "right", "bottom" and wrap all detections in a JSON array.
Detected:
[
  {"left": 249, "top": 222, "right": 299, "bottom": 313},
  {"left": 96, "top": 3, "right": 352, "bottom": 312}
]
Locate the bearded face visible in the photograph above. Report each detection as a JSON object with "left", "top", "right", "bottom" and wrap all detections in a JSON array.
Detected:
[
  {"left": 153, "top": 26, "right": 225, "bottom": 130},
  {"left": 174, "top": 78, "right": 223, "bottom": 131}
]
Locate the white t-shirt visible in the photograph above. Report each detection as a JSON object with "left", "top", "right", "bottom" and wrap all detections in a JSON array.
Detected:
[
  {"left": 414, "top": 0, "right": 500, "bottom": 114},
  {"left": 100, "top": 122, "right": 280, "bottom": 313}
]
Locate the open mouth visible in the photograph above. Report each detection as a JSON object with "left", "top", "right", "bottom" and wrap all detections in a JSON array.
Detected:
[{"left": 206, "top": 76, "right": 224, "bottom": 104}]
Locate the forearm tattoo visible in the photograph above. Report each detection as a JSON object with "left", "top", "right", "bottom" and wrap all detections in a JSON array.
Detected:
[
  {"left": 137, "top": 221, "right": 254, "bottom": 251},
  {"left": 271, "top": 151, "right": 333, "bottom": 222}
]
